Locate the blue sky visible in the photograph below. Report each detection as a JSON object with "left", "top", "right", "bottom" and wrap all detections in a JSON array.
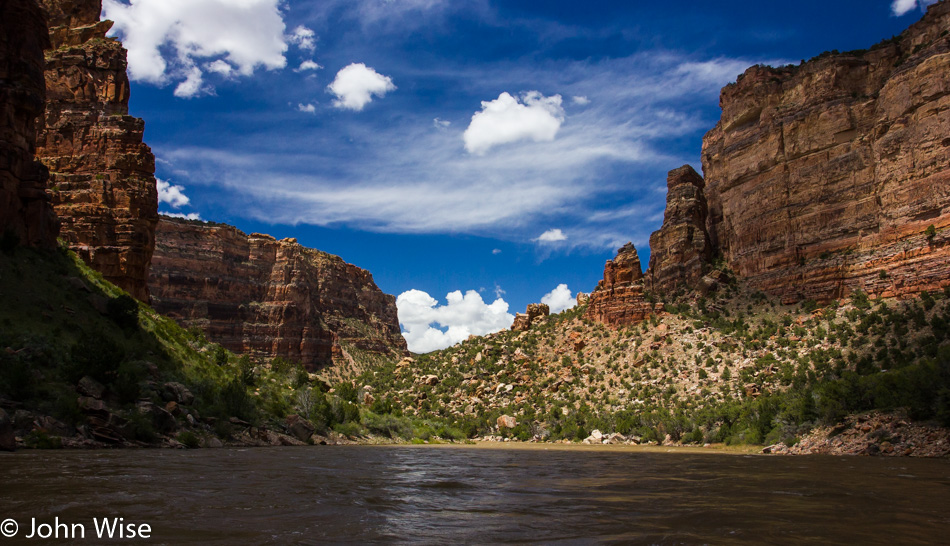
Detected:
[{"left": 102, "top": 0, "right": 934, "bottom": 352}]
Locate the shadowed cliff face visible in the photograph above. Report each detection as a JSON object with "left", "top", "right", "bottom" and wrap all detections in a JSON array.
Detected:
[
  {"left": 0, "top": 0, "right": 58, "bottom": 248},
  {"left": 646, "top": 165, "right": 713, "bottom": 295},
  {"left": 149, "top": 218, "right": 408, "bottom": 373},
  {"left": 702, "top": 1, "right": 950, "bottom": 304},
  {"left": 590, "top": 1, "right": 950, "bottom": 327},
  {"left": 36, "top": 0, "right": 158, "bottom": 302}
]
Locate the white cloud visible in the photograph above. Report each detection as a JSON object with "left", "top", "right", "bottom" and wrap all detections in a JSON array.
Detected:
[
  {"left": 173, "top": 64, "right": 205, "bottom": 98},
  {"left": 327, "top": 63, "right": 396, "bottom": 111},
  {"left": 298, "top": 103, "right": 316, "bottom": 113},
  {"left": 892, "top": 0, "right": 937, "bottom": 15},
  {"left": 206, "top": 60, "right": 233, "bottom": 77},
  {"left": 161, "top": 211, "right": 202, "bottom": 220},
  {"left": 492, "top": 248, "right": 502, "bottom": 255},
  {"left": 433, "top": 118, "right": 451, "bottom": 129},
  {"left": 102, "top": 0, "right": 288, "bottom": 93},
  {"left": 493, "top": 284, "right": 506, "bottom": 299},
  {"left": 572, "top": 95, "right": 590, "bottom": 105},
  {"left": 536, "top": 228, "right": 567, "bottom": 243},
  {"left": 288, "top": 26, "right": 316, "bottom": 51},
  {"left": 541, "top": 284, "right": 576, "bottom": 314},
  {"left": 463, "top": 91, "right": 565, "bottom": 155},
  {"left": 397, "top": 289, "right": 513, "bottom": 353},
  {"left": 161, "top": 51, "right": 785, "bottom": 248},
  {"left": 296, "top": 60, "right": 323, "bottom": 72},
  {"left": 156, "top": 178, "right": 191, "bottom": 208}
]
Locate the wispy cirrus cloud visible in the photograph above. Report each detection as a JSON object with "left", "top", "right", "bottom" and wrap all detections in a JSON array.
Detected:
[{"left": 160, "top": 52, "right": 780, "bottom": 249}]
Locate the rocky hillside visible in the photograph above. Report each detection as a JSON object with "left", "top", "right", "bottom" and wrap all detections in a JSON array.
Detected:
[
  {"left": 0, "top": 0, "right": 58, "bottom": 249},
  {"left": 149, "top": 217, "right": 408, "bottom": 376},
  {"left": 348, "top": 283, "right": 950, "bottom": 455},
  {"left": 36, "top": 0, "right": 159, "bottom": 302}
]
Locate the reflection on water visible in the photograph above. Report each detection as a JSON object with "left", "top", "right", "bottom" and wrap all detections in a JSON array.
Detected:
[{"left": 1, "top": 446, "right": 949, "bottom": 544}]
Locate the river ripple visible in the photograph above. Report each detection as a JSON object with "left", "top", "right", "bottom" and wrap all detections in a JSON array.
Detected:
[{"left": 1, "top": 446, "right": 949, "bottom": 544}]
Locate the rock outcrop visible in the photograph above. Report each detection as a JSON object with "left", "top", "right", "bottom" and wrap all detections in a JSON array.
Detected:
[
  {"left": 0, "top": 0, "right": 58, "bottom": 248},
  {"left": 586, "top": 243, "right": 661, "bottom": 327},
  {"left": 702, "top": 1, "right": 950, "bottom": 303},
  {"left": 646, "top": 165, "right": 713, "bottom": 295},
  {"left": 511, "top": 303, "right": 550, "bottom": 331},
  {"left": 149, "top": 217, "right": 407, "bottom": 372},
  {"left": 592, "top": 3, "right": 950, "bottom": 328},
  {"left": 36, "top": 0, "right": 158, "bottom": 301}
]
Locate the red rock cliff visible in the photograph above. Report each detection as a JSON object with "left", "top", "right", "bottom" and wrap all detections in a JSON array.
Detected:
[
  {"left": 587, "top": 243, "right": 661, "bottom": 327},
  {"left": 36, "top": 0, "right": 158, "bottom": 301},
  {"left": 149, "top": 217, "right": 408, "bottom": 372},
  {"left": 702, "top": 1, "right": 950, "bottom": 303},
  {"left": 0, "top": 0, "right": 58, "bottom": 248},
  {"left": 646, "top": 165, "right": 713, "bottom": 295}
]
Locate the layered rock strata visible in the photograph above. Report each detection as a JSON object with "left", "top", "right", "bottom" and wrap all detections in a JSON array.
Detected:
[
  {"left": 149, "top": 217, "right": 407, "bottom": 371},
  {"left": 0, "top": 0, "right": 58, "bottom": 248},
  {"left": 586, "top": 243, "right": 661, "bottom": 327},
  {"left": 36, "top": 0, "right": 158, "bottom": 301},
  {"left": 702, "top": 1, "right": 950, "bottom": 303},
  {"left": 646, "top": 165, "right": 713, "bottom": 295},
  {"left": 591, "top": 3, "right": 950, "bottom": 327}
]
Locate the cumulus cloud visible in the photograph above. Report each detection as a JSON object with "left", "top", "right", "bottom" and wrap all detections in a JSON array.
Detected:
[
  {"left": 161, "top": 211, "right": 202, "bottom": 220},
  {"left": 296, "top": 60, "right": 323, "bottom": 72},
  {"left": 327, "top": 63, "right": 396, "bottom": 111},
  {"left": 298, "top": 103, "right": 317, "bottom": 113},
  {"left": 397, "top": 289, "right": 513, "bottom": 353},
  {"left": 206, "top": 60, "right": 234, "bottom": 77},
  {"left": 156, "top": 178, "right": 191, "bottom": 208},
  {"left": 102, "top": 0, "right": 289, "bottom": 96},
  {"left": 892, "top": 0, "right": 937, "bottom": 15},
  {"left": 288, "top": 26, "right": 316, "bottom": 51},
  {"left": 541, "top": 284, "right": 576, "bottom": 314},
  {"left": 492, "top": 248, "right": 502, "bottom": 255},
  {"left": 536, "top": 228, "right": 567, "bottom": 243},
  {"left": 433, "top": 118, "right": 451, "bottom": 129},
  {"left": 572, "top": 96, "right": 590, "bottom": 105},
  {"left": 463, "top": 91, "right": 565, "bottom": 155}
]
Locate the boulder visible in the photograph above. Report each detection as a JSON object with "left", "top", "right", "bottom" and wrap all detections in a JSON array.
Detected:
[
  {"left": 285, "top": 414, "right": 316, "bottom": 442},
  {"left": 77, "top": 376, "right": 105, "bottom": 399},
  {"left": 511, "top": 303, "right": 550, "bottom": 331},
  {"left": 163, "top": 382, "right": 195, "bottom": 405},
  {"left": 497, "top": 415, "right": 517, "bottom": 429}
]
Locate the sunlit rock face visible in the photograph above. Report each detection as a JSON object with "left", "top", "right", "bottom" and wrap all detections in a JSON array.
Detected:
[
  {"left": 149, "top": 217, "right": 408, "bottom": 373},
  {"left": 590, "top": 3, "right": 950, "bottom": 328},
  {"left": 36, "top": 0, "right": 158, "bottom": 301},
  {"left": 702, "top": 2, "right": 950, "bottom": 303},
  {"left": 587, "top": 243, "right": 661, "bottom": 328}
]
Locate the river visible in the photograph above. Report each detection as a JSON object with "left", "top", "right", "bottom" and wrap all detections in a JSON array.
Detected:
[{"left": 1, "top": 445, "right": 948, "bottom": 544}]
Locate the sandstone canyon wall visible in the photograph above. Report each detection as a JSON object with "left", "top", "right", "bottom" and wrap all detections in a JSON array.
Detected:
[
  {"left": 587, "top": 243, "right": 662, "bottom": 327},
  {"left": 0, "top": 0, "right": 58, "bottom": 248},
  {"left": 149, "top": 218, "right": 408, "bottom": 372},
  {"left": 36, "top": 0, "right": 158, "bottom": 301},
  {"left": 590, "top": 1, "right": 950, "bottom": 327},
  {"left": 702, "top": 1, "right": 950, "bottom": 303}
]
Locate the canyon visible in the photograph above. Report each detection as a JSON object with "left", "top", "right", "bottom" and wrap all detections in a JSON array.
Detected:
[
  {"left": 35, "top": 0, "right": 158, "bottom": 301},
  {"left": 149, "top": 217, "right": 407, "bottom": 373},
  {"left": 589, "top": 1, "right": 950, "bottom": 327}
]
